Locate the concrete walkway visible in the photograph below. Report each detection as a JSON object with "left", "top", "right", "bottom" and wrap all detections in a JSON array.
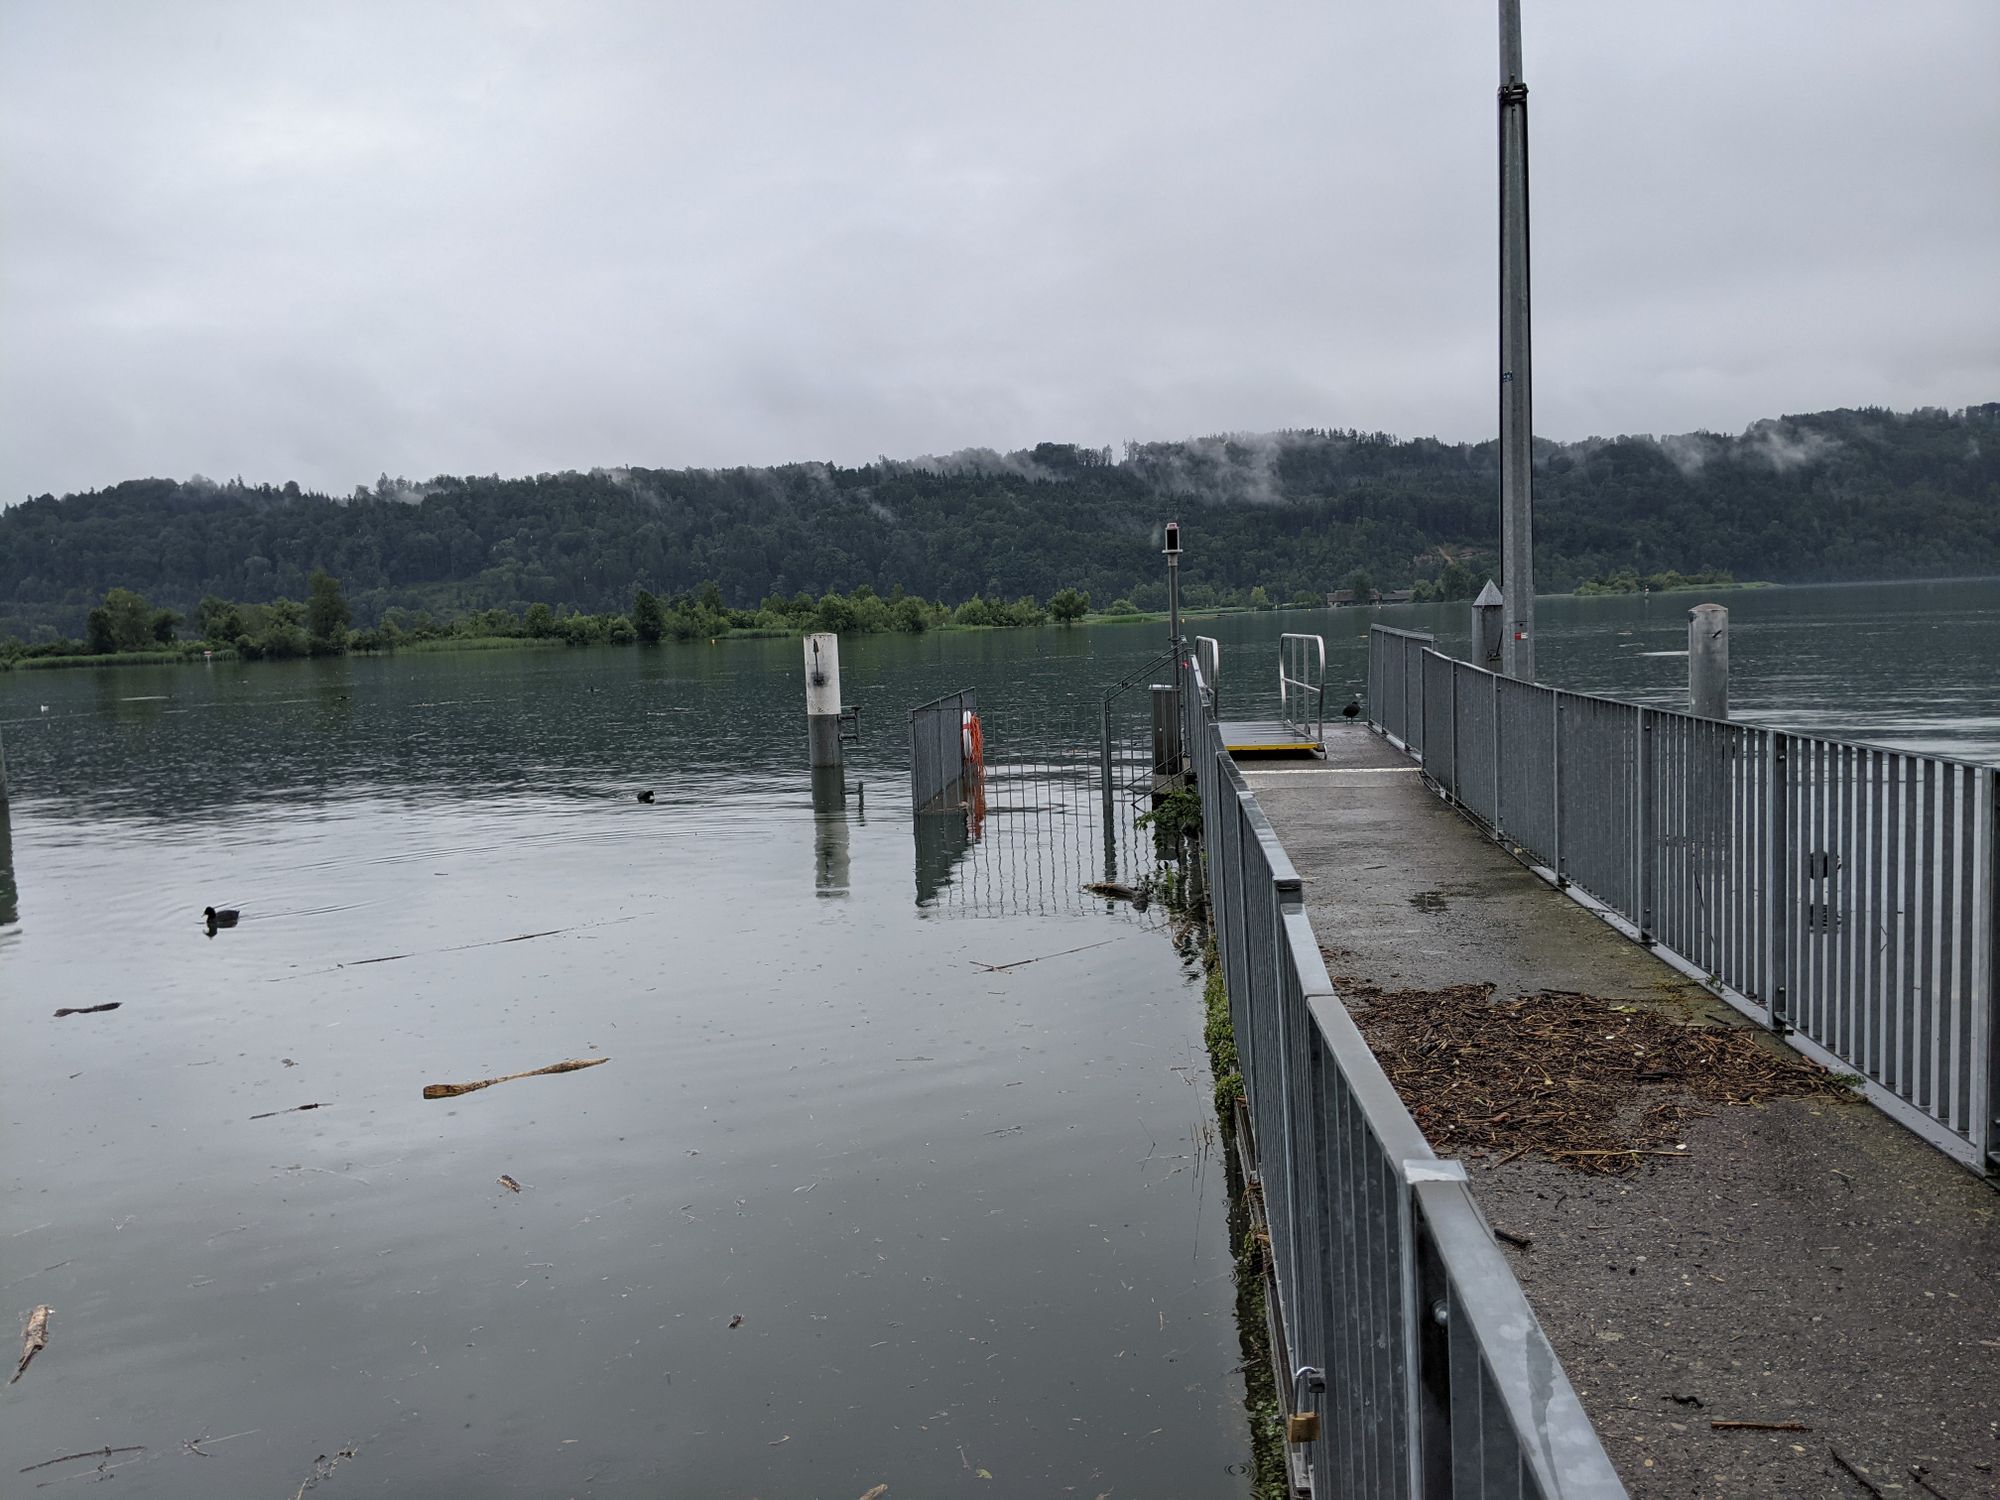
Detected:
[{"left": 1247, "top": 726, "right": 2000, "bottom": 1500}]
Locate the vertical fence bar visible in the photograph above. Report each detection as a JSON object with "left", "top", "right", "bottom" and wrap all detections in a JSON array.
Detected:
[
  {"left": 1637, "top": 708, "right": 1655, "bottom": 944},
  {"left": 1954, "top": 768, "right": 1977, "bottom": 1136},
  {"left": 1552, "top": 692, "right": 1566, "bottom": 883},
  {"left": 1982, "top": 769, "right": 2000, "bottom": 1171}
]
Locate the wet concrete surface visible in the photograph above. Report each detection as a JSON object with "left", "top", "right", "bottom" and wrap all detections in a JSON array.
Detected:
[{"left": 1244, "top": 727, "right": 2000, "bottom": 1499}]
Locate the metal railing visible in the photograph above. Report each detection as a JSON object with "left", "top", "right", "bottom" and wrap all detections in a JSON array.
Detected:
[
  {"left": 909, "top": 688, "right": 977, "bottom": 813},
  {"left": 1182, "top": 655, "right": 1625, "bottom": 1498},
  {"left": 1372, "top": 628, "right": 2000, "bottom": 1174},
  {"left": 1195, "top": 635, "right": 1222, "bottom": 717},
  {"left": 1278, "top": 633, "right": 1328, "bottom": 744},
  {"left": 1367, "top": 626, "right": 1434, "bottom": 755}
]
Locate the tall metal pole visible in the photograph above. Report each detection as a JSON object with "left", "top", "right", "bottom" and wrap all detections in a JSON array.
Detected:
[
  {"left": 1498, "top": 0, "right": 1536, "bottom": 682},
  {"left": 1164, "top": 520, "right": 1184, "bottom": 700}
]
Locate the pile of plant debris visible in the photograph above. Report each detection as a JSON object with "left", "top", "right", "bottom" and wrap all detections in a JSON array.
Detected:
[{"left": 1334, "top": 976, "right": 1855, "bottom": 1176}]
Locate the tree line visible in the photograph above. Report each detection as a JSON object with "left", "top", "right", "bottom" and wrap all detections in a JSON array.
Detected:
[
  {"left": 2, "top": 404, "right": 1995, "bottom": 642},
  {"left": 0, "top": 576, "right": 1125, "bottom": 667}
]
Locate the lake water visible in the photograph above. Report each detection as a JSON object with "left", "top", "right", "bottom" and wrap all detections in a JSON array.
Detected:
[
  {"left": 0, "top": 631, "right": 1246, "bottom": 1498},
  {"left": 1, "top": 577, "right": 1994, "bottom": 1496}
]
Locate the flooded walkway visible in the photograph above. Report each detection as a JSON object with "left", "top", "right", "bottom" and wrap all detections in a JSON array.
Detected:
[{"left": 1247, "top": 726, "right": 2000, "bottom": 1500}]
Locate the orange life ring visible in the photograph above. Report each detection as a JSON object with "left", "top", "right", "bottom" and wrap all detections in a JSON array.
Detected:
[{"left": 962, "top": 710, "right": 984, "bottom": 767}]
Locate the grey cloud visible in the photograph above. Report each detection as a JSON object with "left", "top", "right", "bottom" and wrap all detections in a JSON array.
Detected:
[{"left": 1, "top": 1, "right": 1994, "bottom": 503}]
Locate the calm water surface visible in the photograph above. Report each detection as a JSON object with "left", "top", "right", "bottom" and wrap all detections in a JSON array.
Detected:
[{"left": 0, "top": 632, "right": 1248, "bottom": 1498}]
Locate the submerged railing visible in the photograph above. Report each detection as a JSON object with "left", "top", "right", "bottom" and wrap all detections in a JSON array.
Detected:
[
  {"left": 908, "top": 677, "right": 1174, "bottom": 916},
  {"left": 909, "top": 688, "right": 978, "bottom": 813},
  {"left": 1368, "top": 626, "right": 2000, "bottom": 1174},
  {"left": 1181, "top": 655, "right": 1625, "bottom": 1499}
]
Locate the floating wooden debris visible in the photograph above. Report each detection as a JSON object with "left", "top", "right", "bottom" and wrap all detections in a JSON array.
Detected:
[
  {"left": 971, "top": 938, "right": 1119, "bottom": 973},
  {"left": 1081, "top": 881, "right": 1138, "bottom": 901},
  {"left": 250, "top": 1102, "right": 330, "bottom": 1121},
  {"left": 19, "top": 1444, "right": 145, "bottom": 1474},
  {"left": 287, "top": 1444, "right": 358, "bottom": 1500},
  {"left": 422, "top": 1056, "right": 609, "bottom": 1100},
  {"left": 498, "top": 1175, "right": 522, "bottom": 1193},
  {"left": 728, "top": 1314, "right": 743, "bottom": 1328},
  {"left": 11, "top": 1304, "right": 51, "bottom": 1385},
  {"left": 53, "top": 1003, "right": 121, "bottom": 1018},
  {"left": 1334, "top": 977, "right": 1852, "bottom": 1176}
]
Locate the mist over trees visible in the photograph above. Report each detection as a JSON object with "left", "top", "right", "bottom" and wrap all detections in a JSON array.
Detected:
[{"left": 2, "top": 404, "right": 1994, "bottom": 639}]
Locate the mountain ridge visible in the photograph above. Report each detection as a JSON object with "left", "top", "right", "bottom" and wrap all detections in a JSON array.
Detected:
[{"left": 3, "top": 402, "right": 1994, "bottom": 637}]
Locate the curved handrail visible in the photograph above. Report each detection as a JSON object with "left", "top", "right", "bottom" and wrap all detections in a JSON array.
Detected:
[
  {"left": 1278, "top": 633, "right": 1327, "bottom": 743},
  {"left": 1194, "top": 636, "right": 1221, "bottom": 715}
]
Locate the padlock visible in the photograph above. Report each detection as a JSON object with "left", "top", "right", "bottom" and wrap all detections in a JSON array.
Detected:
[{"left": 1286, "top": 1411, "right": 1320, "bottom": 1444}]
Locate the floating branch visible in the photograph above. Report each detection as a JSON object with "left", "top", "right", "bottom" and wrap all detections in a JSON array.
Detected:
[
  {"left": 53, "top": 1004, "right": 121, "bottom": 1018},
  {"left": 423, "top": 1057, "right": 609, "bottom": 1100},
  {"left": 250, "top": 1102, "right": 330, "bottom": 1121},
  {"left": 20, "top": 1446, "right": 144, "bottom": 1475},
  {"left": 11, "top": 1305, "right": 51, "bottom": 1385}
]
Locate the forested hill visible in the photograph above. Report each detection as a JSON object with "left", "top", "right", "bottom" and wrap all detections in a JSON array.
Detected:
[{"left": 3, "top": 403, "right": 1995, "bottom": 636}]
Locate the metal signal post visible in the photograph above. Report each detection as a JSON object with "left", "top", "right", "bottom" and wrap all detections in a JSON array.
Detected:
[{"left": 1498, "top": 0, "right": 1537, "bottom": 682}]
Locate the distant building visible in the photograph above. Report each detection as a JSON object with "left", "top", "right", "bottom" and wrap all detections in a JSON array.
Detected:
[
  {"left": 1326, "top": 588, "right": 1384, "bottom": 607},
  {"left": 1380, "top": 589, "right": 1415, "bottom": 605}
]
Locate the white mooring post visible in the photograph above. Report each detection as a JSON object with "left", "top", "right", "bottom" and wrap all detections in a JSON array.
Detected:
[
  {"left": 1688, "top": 603, "right": 1729, "bottom": 719},
  {"left": 804, "top": 632, "right": 844, "bottom": 769}
]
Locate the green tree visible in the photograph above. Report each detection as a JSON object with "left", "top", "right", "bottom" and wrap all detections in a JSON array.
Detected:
[
  {"left": 814, "top": 592, "right": 859, "bottom": 634},
  {"left": 1248, "top": 585, "right": 1272, "bottom": 610},
  {"left": 197, "top": 595, "right": 242, "bottom": 641},
  {"left": 631, "top": 589, "right": 665, "bottom": 643},
  {"left": 150, "top": 608, "right": 183, "bottom": 644},
  {"left": 307, "top": 571, "right": 350, "bottom": 650},
  {"left": 85, "top": 607, "right": 116, "bottom": 654},
  {"left": 1050, "top": 587, "right": 1089, "bottom": 623},
  {"left": 1347, "top": 569, "right": 1374, "bottom": 602},
  {"left": 524, "top": 602, "right": 555, "bottom": 637},
  {"left": 99, "top": 587, "right": 154, "bottom": 651}
]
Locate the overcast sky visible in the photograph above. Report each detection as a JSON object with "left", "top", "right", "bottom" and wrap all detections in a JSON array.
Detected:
[{"left": 3, "top": 1, "right": 1995, "bottom": 501}]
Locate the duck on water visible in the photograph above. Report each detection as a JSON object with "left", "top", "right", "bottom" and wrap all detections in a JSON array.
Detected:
[{"left": 203, "top": 905, "right": 239, "bottom": 934}]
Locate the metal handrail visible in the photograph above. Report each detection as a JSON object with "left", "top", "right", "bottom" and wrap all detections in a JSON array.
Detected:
[
  {"left": 1177, "top": 668, "right": 1625, "bottom": 1495},
  {"left": 1194, "top": 636, "right": 1221, "bottom": 716},
  {"left": 1370, "top": 624, "right": 2000, "bottom": 1175},
  {"left": 1278, "top": 633, "right": 1326, "bottom": 744}
]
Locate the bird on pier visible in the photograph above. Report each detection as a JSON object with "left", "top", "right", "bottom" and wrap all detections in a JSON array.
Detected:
[
  {"left": 203, "top": 905, "right": 240, "bottom": 931},
  {"left": 635, "top": 789, "right": 655, "bottom": 803},
  {"left": 1342, "top": 698, "right": 1361, "bottom": 720}
]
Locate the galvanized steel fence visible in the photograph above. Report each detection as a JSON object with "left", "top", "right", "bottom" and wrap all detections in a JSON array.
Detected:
[
  {"left": 909, "top": 689, "right": 977, "bottom": 813},
  {"left": 909, "top": 679, "right": 1174, "bottom": 918},
  {"left": 1182, "top": 655, "right": 1625, "bottom": 1499},
  {"left": 1368, "top": 626, "right": 1433, "bottom": 755},
  {"left": 1371, "top": 628, "right": 2000, "bottom": 1174}
]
